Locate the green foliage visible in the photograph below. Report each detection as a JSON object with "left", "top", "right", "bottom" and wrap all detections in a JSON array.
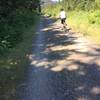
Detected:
[
  {"left": 0, "top": 10, "right": 36, "bottom": 53},
  {"left": 43, "top": 4, "right": 61, "bottom": 17},
  {"left": 0, "top": 12, "right": 33, "bottom": 48},
  {"left": 88, "top": 10, "right": 100, "bottom": 24},
  {"left": 0, "top": 0, "right": 41, "bottom": 99},
  {"left": 67, "top": 10, "right": 100, "bottom": 44},
  {"left": 0, "top": 0, "right": 41, "bottom": 54},
  {"left": 0, "top": 11, "right": 40, "bottom": 100},
  {"left": 62, "top": 0, "right": 100, "bottom": 11}
]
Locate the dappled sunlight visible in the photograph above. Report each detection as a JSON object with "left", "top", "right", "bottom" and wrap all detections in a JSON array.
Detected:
[
  {"left": 31, "top": 59, "right": 49, "bottom": 68},
  {"left": 22, "top": 16, "right": 100, "bottom": 100},
  {"left": 30, "top": 54, "right": 66, "bottom": 72},
  {"left": 41, "top": 20, "right": 59, "bottom": 32},
  {"left": 75, "top": 86, "right": 85, "bottom": 91},
  {"left": 90, "top": 86, "right": 100, "bottom": 95},
  {"left": 41, "top": 27, "right": 52, "bottom": 32},
  {"left": 49, "top": 59, "right": 70, "bottom": 72},
  {"left": 50, "top": 66, "right": 64, "bottom": 72},
  {"left": 10, "top": 61, "right": 18, "bottom": 65},
  {"left": 46, "top": 43, "right": 54, "bottom": 47},
  {"left": 56, "top": 59, "right": 67, "bottom": 65},
  {"left": 0, "top": 58, "right": 20, "bottom": 68},
  {"left": 77, "top": 96, "right": 89, "bottom": 100},
  {"left": 66, "top": 64, "right": 79, "bottom": 71},
  {"left": 78, "top": 71, "right": 86, "bottom": 76},
  {"left": 66, "top": 53, "right": 94, "bottom": 64},
  {"left": 95, "top": 59, "right": 100, "bottom": 67},
  {"left": 9, "top": 59, "right": 20, "bottom": 65},
  {"left": 75, "top": 46, "right": 90, "bottom": 52},
  {"left": 74, "top": 43, "right": 91, "bottom": 53},
  {"left": 50, "top": 45, "right": 71, "bottom": 51}
]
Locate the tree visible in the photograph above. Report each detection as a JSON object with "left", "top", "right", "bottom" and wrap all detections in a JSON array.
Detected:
[
  {"left": 62, "top": 0, "right": 99, "bottom": 11},
  {"left": 0, "top": 0, "right": 41, "bottom": 50}
]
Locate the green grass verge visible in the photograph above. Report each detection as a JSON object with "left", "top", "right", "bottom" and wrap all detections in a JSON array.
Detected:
[
  {"left": 0, "top": 15, "right": 40, "bottom": 100},
  {"left": 67, "top": 11, "right": 100, "bottom": 44}
]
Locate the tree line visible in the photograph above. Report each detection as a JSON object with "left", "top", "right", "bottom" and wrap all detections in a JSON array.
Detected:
[
  {"left": 0, "top": 0, "right": 41, "bottom": 53},
  {"left": 0, "top": 0, "right": 41, "bottom": 17},
  {"left": 60, "top": 0, "right": 100, "bottom": 11}
]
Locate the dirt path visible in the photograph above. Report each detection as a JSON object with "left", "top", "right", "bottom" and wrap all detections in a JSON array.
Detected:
[{"left": 18, "top": 17, "right": 100, "bottom": 100}]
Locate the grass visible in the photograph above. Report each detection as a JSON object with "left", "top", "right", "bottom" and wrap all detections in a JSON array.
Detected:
[
  {"left": 67, "top": 11, "right": 100, "bottom": 44},
  {"left": 43, "top": 6, "right": 100, "bottom": 44},
  {"left": 0, "top": 15, "right": 40, "bottom": 100}
]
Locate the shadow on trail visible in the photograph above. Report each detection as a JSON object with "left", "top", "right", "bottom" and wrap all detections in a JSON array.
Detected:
[{"left": 18, "top": 17, "right": 100, "bottom": 100}]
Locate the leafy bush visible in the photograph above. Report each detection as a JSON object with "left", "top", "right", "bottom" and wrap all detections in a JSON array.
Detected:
[
  {"left": 88, "top": 10, "right": 100, "bottom": 25},
  {"left": 0, "top": 10, "right": 37, "bottom": 54},
  {"left": 43, "top": 4, "right": 61, "bottom": 18},
  {"left": 0, "top": 10, "right": 39, "bottom": 100}
]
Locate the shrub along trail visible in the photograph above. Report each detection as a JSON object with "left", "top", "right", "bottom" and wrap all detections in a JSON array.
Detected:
[{"left": 18, "top": 16, "right": 100, "bottom": 100}]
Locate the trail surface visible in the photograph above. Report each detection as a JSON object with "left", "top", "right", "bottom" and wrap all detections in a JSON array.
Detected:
[{"left": 18, "top": 17, "right": 100, "bottom": 100}]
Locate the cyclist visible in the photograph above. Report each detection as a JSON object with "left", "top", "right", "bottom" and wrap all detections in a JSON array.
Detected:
[{"left": 59, "top": 8, "right": 67, "bottom": 30}]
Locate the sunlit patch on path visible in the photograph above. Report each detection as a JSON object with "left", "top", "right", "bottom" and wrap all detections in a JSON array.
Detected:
[{"left": 18, "top": 16, "right": 100, "bottom": 100}]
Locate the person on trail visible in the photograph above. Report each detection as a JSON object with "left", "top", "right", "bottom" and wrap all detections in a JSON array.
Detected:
[{"left": 59, "top": 8, "right": 67, "bottom": 30}]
